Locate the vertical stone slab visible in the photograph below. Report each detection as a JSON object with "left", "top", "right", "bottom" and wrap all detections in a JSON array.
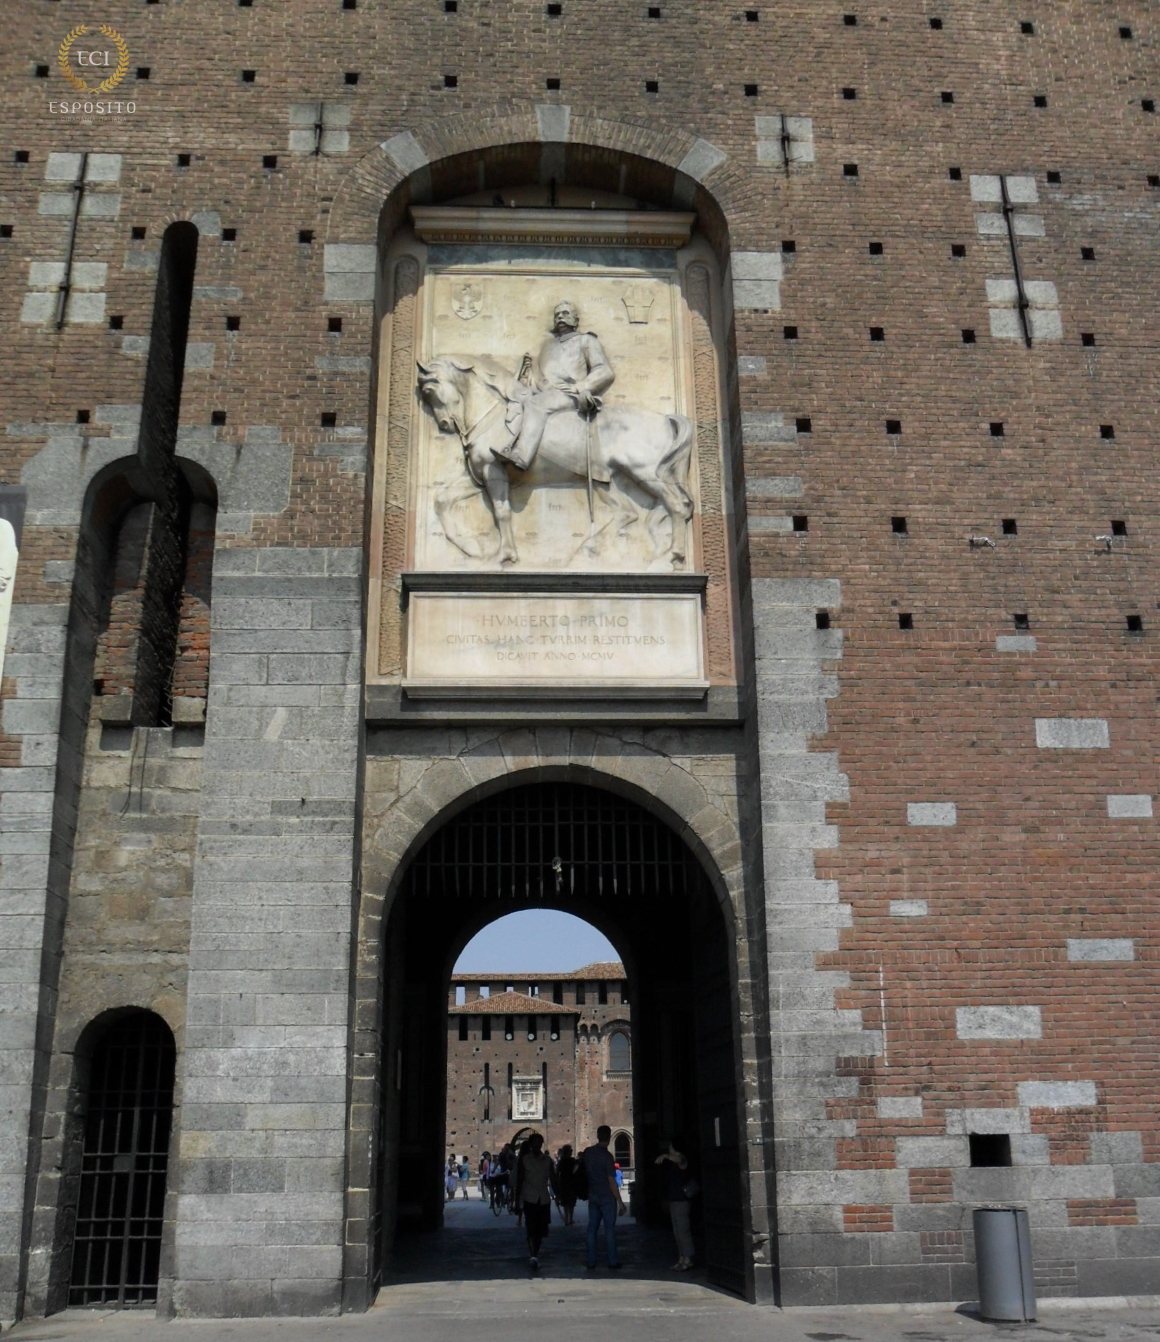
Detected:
[
  {"left": 750, "top": 579, "right": 883, "bottom": 1304},
  {"left": 0, "top": 602, "right": 69, "bottom": 1323},
  {"left": 173, "top": 547, "right": 362, "bottom": 1317}
]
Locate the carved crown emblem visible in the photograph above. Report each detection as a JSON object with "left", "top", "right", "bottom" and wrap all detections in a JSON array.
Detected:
[{"left": 451, "top": 282, "right": 483, "bottom": 320}]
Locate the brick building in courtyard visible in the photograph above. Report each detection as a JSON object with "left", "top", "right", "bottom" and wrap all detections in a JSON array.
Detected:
[
  {"left": 444, "top": 963, "right": 633, "bottom": 1170},
  {"left": 0, "top": 0, "right": 1158, "bottom": 1323}
]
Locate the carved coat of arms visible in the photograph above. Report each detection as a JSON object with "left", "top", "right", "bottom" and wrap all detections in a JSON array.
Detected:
[{"left": 451, "top": 282, "right": 482, "bottom": 320}]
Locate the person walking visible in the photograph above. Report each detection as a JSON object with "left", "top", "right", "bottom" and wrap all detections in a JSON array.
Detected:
[
  {"left": 478, "top": 1151, "right": 490, "bottom": 1200},
  {"left": 444, "top": 1157, "right": 458, "bottom": 1201},
  {"left": 581, "top": 1125, "right": 625, "bottom": 1270},
  {"left": 514, "top": 1132, "right": 556, "bottom": 1270},
  {"left": 458, "top": 1155, "right": 471, "bottom": 1200},
  {"left": 554, "top": 1144, "right": 579, "bottom": 1225},
  {"left": 655, "top": 1135, "right": 696, "bottom": 1270}
]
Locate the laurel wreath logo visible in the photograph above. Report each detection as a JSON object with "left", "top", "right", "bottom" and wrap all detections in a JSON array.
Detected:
[{"left": 58, "top": 25, "right": 130, "bottom": 96}]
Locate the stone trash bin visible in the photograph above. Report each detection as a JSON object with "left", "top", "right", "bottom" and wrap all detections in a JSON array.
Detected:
[{"left": 973, "top": 1206, "right": 1037, "bottom": 1322}]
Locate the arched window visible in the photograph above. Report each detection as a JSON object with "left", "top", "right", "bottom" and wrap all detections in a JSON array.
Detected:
[
  {"left": 608, "top": 1029, "right": 630, "bottom": 1072},
  {"left": 614, "top": 1132, "right": 632, "bottom": 1169},
  {"left": 69, "top": 1012, "right": 176, "bottom": 1306}
]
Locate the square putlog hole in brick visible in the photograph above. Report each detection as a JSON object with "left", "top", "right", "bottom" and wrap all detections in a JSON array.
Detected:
[
  {"left": 783, "top": 325, "right": 798, "bottom": 340},
  {"left": 868, "top": 241, "right": 883, "bottom": 255},
  {"left": 1020, "top": 20, "right": 1034, "bottom": 34},
  {"left": 1034, "top": 94, "right": 1047, "bottom": 107},
  {"left": 843, "top": 163, "right": 859, "bottom": 177},
  {"left": 898, "top": 612, "right": 914, "bottom": 630},
  {"left": 0, "top": 224, "right": 12, "bottom": 239},
  {"left": 328, "top": 317, "right": 343, "bottom": 333},
  {"left": 222, "top": 228, "right": 237, "bottom": 241},
  {"left": 241, "top": 69, "right": 257, "bottom": 83},
  {"left": 795, "top": 416, "right": 812, "bottom": 433},
  {"left": 1081, "top": 246, "right": 1096, "bottom": 260},
  {"left": 1111, "top": 519, "right": 1127, "bottom": 536},
  {"left": 891, "top": 516, "right": 908, "bottom": 534},
  {"left": 108, "top": 314, "right": 124, "bottom": 330},
  {"left": 344, "top": 71, "right": 360, "bottom": 84},
  {"left": 781, "top": 239, "right": 796, "bottom": 253},
  {"left": 211, "top": 410, "right": 227, "bottom": 426},
  {"left": 1100, "top": 424, "right": 1116, "bottom": 439},
  {"left": 941, "top": 91, "right": 954, "bottom": 103},
  {"left": 842, "top": 87, "right": 857, "bottom": 100},
  {"left": 843, "top": 13, "right": 857, "bottom": 25},
  {"left": 791, "top": 514, "right": 809, "bottom": 532},
  {"left": 969, "top": 1133, "right": 1011, "bottom": 1167},
  {"left": 444, "top": 73, "right": 459, "bottom": 88},
  {"left": 869, "top": 326, "right": 885, "bottom": 341},
  {"left": 815, "top": 611, "right": 831, "bottom": 629},
  {"left": 645, "top": 79, "right": 659, "bottom": 92},
  {"left": 948, "top": 166, "right": 962, "bottom": 180},
  {"left": 1126, "top": 614, "right": 1144, "bottom": 633},
  {"left": 1081, "top": 332, "right": 1096, "bottom": 347},
  {"left": 321, "top": 412, "right": 338, "bottom": 428},
  {"left": 1047, "top": 170, "right": 1062, "bottom": 184},
  {"left": 951, "top": 243, "right": 966, "bottom": 257},
  {"left": 962, "top": 329, "right": 976, "bottom": 344},
  {"left": 299, "top": 229, "right": 314, "bottom": 244},
  {"left": 929, "top": 16, "right": 943, "bottom": 29},
  {"left": 226, "top": 315, "right": 241, "bottom": 331},
  {"left": 1013, "top": 613, "right": 1030, "bottom": 629},
  {"left": 990, "top": 421, "right": 1005, "bottom": 437},
  {"left": 1002, "top": 518, "right": 1018, "bottom": 535},
  {"left": 262, "top": 155, "right": 277, "bottom": 169},
  {"left": 744, "top": 84, "right": 759, "bottom": 97},
  {"left": 885, "top": 418, "right": 901, "bottom": 434}
]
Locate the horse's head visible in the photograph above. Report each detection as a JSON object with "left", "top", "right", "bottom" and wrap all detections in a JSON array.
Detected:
[{"left": 417, "top": 357, "right": 472, "bottom": 436}]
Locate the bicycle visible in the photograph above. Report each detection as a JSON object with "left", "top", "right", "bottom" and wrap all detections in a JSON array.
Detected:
[{"left": 489, "top": 1177, "right": 511, "bottom": 1216}]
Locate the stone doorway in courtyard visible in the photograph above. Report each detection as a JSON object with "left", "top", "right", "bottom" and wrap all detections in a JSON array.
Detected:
[{"left": 375, "top": 781, "right": 746, "bottom": 1295}]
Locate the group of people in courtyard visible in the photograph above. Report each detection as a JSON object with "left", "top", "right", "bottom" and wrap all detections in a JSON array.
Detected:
[{"left": 445, "top": 1127, "right": 696, "bottom": 1273}]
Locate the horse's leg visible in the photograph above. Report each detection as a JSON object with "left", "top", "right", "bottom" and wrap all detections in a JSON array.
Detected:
[
  {"left": 434, "top": 476, "right": 493, "bottom": 559},
  {"left": 480, "top": 457, "right": 518, "bottom": 565}
]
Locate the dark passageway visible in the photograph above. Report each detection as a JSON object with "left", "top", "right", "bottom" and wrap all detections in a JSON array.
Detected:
[{"left": 378, "top": 781, "right": 747, "bottom": 1296}]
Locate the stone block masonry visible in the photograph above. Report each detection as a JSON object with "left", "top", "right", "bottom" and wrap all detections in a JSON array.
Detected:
[{"left": 173, "top": 547, "right": 361, "bottom": 1317}]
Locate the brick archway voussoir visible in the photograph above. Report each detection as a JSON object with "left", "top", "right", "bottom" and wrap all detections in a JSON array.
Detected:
[{"left": 326, "top": 102, "right": 734, "bottom": 245}]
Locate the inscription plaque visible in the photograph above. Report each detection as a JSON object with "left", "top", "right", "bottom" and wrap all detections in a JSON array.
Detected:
[{"left": 403, "top": 591, "right": 706, "bottom": 697}]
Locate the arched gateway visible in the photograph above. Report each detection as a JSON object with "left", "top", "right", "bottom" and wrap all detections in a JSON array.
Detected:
[{"left": 377, "top": 780, "right": 744, "bottom": 1292}]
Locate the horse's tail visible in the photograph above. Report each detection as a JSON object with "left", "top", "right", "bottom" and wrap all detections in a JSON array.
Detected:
[{"left": 658, "top": 414, "right": 696, "bottom": 517}]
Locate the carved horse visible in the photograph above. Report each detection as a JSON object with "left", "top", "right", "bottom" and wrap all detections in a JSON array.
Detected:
[{"left": 417, "top": 355, "right": 695, "bottom": 568}]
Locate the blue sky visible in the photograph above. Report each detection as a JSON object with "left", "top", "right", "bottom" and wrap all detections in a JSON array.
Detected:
[{"left": 454, "top": 910, "right": 620, "bottom": 974}]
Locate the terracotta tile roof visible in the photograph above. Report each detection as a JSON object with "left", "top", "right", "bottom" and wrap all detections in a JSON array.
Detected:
[
  {"left": 449, "top": 989, "right": 575, "bottom": 1016},
  {"left": 451, "top": 961, "right": 625, "bottom": 983}
]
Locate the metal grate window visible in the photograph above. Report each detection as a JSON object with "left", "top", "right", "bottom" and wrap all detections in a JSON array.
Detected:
[
  {"left": 69, "top": 1013, "right": 176, "bottom": 1307},
  {"left": 404, "top": 782, "right": 693, "bottom": 903}
]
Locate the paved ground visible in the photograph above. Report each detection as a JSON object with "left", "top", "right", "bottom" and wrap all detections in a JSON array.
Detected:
[{"left": 7, "top": 1199, "right": 1159, "bottom": 1341}]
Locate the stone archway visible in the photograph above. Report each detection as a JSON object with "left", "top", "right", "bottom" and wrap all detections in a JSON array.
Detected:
[
  {"left": 343, "top": 739, "right": 775, "bottom": 1307},
  {"left": 373, "top": 774, "right": 747, "bottom": 1294}
]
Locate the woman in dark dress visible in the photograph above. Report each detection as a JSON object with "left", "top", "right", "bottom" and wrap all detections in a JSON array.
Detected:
[{"left": 554, "top": 1143, "right": 579, "bottom": 1225}]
